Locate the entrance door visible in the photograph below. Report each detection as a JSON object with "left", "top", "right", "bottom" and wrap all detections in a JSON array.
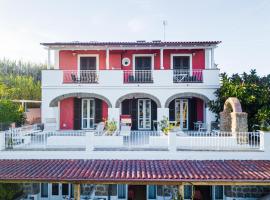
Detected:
[
  {"left": 81, "top": 99, "right": 95, "bottom": 129},
  {"left": 138, "top": 99, "right": 151, "bottom": 130},
  {"left": 175, "top": 99, "right": 189, "bottom": 130},
  {"left": 128, "top": 185, "right": 146, "bottom": 200}
]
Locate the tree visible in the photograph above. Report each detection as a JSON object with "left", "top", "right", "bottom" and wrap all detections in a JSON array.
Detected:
[
  {"left": 0, "top": 183, "right": 23, "bottom": 200},
  {"left": 0, "top": 99, "right": 25, "bottom": 126},
  {"left": 209, "top": 70, "right": 270, "bottom": 131}
]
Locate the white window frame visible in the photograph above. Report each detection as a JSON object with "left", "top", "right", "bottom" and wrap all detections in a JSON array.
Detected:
[
  {"left": 81, "top": 98, "right": 95, "bottom": 130},
  {"left": 138, "top": 99, "right": 152, "bottom": 130},
  {"left": 132, "top": 54, "right": 154, "bottom": 72},
  {"left": 117, "top": 184, "right": 128, "bottom": 200},
  {"left": 147, "top": 185, "right": 157, "bottom": 200},
  {"left": 175, "top": 99, "right": 189, "bottom": 130},
  {"left": 212, "top": 186, "right": 224, "bottom": 200},
  {"left": 77, "top": 54, "right": 99, "bottom": 73},
  {"left": 170, "top": 54, "right": 192, "bottom": 76}
]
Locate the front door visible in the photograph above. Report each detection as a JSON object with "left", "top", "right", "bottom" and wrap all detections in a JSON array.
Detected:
[
  {"left": 138, "top": 99, "right": 151, "bottom": 130},
  {"left": 175, "top": 99, "right": 189, "bottom": 130},
  {"left": 81, "top": 99, "right": 95, "bottom": 129}
]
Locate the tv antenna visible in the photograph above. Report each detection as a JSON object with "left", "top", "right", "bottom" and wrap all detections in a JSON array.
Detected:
[{"left": 163, "top": 20, "right": 168, "bottom": 41}]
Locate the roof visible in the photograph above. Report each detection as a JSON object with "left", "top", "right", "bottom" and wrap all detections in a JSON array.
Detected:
[
  {"left": 0, "top": 160, "right": 270, "bottom": 184},
  {"left": 40, "top": 41, "right": 221, "bottom": 48}
]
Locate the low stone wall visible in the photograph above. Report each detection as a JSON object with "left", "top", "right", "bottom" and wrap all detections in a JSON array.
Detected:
[{"left": 225, "top": 186, "right": 270, "bottom": 198}]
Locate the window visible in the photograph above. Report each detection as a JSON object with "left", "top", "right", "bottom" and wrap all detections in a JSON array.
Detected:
[
  {"left": 62, "top": 184, "right": 69, "bottom": 195},
  {"left": 148, "top": 185, "right": 157, "bottom": 199},
  {"left": 173, "top": 56, "right": 190, "bottom": 70},
  {"left": 134, "top": 56, "right": 152, "bottom": 70},
  {"left": 118, "top": 184, "right": 126, "bottom": 199},
  {"left": 52, "top": 183, "right": 59, "bottom": 195},
  {"left": 184, "top": 185, "right": 192, "bottom": 200},
  {"left": 41, "top": 183, "right": 48, "bottom": 198},
  {"left": 214, "top": 186, "right": 224, "bottom": 200}
]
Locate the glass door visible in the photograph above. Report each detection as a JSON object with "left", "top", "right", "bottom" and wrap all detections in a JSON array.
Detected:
[
  {"left": 51, "top": 183, "right": 60, "bottom": 200},
  {"left": 175, "top": 99, "right": 189, "bottom": 130},
  {"left": 82, "top": 99, "right": 95, "bottom": 129},
  {"left": 138, "top": 99, "right": 151, "bottom": 130}
]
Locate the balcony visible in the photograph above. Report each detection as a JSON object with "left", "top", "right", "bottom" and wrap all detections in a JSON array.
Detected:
[
  {"left": 2, "top": 126, "right": 264, "bottom": 152},
  {"left": 42, "top": 68, "right": 220, "bottom": 87}
]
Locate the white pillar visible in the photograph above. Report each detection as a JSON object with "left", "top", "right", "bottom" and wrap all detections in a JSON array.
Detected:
[
  {"left": 211, "top": 48, "right": 215, "bottom": 69},
  {"left": 205, "top": 106, "right": 216, "bottom": 131},
  {"left": 47, "top": 48, "right": 51, "bottom": 69},
  {"left": 205, "top": 48, "right": 210, "bottom": 69},
  {"left": 157, "top": 108, "right": 169, "bottom": 122},
  {"left": 106, "top": 48, "right": 110, "bottom": 70},
  {"left": 54, "top": 49, "right": 60, "bottom": 69},
  {"left": 108, "top": 107, "right": 120, "bottom": 128},
  {"left": 160, "top": 48, "right": 164, "bottom": 69}
]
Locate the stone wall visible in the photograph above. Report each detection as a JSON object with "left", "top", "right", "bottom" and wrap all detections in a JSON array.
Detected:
[{"left": 225, "top": 186, "right": 270, "bottom": 198}]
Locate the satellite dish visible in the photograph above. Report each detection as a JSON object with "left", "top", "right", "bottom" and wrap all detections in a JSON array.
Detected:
[{"left": 122, "top": 57, "right": 130, "bottom": 67}]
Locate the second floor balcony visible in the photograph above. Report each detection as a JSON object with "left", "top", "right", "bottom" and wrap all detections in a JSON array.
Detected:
[{"left": 43, "top": 68, "right": 220, "bottom": 87}]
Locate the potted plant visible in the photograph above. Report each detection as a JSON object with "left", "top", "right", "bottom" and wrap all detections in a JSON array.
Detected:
[
  {"left": 159, "top": 116, "right": 174, "bottom": 135},
  {"left": 105, "top": 119, "right": 117, "bottom": 136}
]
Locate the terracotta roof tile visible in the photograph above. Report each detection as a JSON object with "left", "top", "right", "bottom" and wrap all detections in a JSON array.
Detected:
[{"left": 0, "top": 160, "right": 269, "bottom": 183}]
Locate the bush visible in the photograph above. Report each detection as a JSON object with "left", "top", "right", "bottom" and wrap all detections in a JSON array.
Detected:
[{"left": 0, "top": 183, "right": 24, "bottom": 200}]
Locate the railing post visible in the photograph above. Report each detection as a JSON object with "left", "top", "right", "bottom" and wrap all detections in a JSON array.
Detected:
[
  {"left": 86, "top": 131, "right": 94, "bottom": 152},
  {"left": 0, "top": 131, "right": 6, "bottom": 150},
  {"left": 260, "top": 131, "right": 265, "bottom": 151},
  {"left": 169, "top": 131, "right": 177, "bottom": 152}
]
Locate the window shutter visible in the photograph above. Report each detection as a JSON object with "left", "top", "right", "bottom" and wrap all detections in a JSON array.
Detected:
[
  {"left": 169, "top": 100, "right": 175, "bottom": 121},
  {"left": 189, "top": 98, "right": 196, "bottom": 130},
  {"left": 131, "top": 99, "right": 138, "bottom": 130},
  {"left": 74, "top": 98, "right": 81, "bottom": 130},
  {"left": 95, "top": 98, "right": 103, "bottom": 124},
  {"left": 151, "top": 100, "right": 157, "bottom": 130}
]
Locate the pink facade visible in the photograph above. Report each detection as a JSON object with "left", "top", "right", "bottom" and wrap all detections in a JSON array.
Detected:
[{"left": 59, "top": 49, "right": 205, "bottom": 70}]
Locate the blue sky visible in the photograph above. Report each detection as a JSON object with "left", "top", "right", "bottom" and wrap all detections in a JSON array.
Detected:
[{"left": 0, "top": 0, "right": 269, "bottom": 75}]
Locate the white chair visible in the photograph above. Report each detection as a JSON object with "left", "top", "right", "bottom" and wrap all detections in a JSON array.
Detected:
[{"left": 95, "top": 122, "right": 105, "bottom": 135}]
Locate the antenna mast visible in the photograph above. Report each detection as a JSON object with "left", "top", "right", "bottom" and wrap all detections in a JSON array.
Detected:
[{"left": 163, "top": 20, "right": 168, "bottom": 41}]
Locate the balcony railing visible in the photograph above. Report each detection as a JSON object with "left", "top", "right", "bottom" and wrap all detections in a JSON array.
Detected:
[
  {"left": 63, "top": 70, "right": 98, "bottom": 84},
  {"left": 2, "top": 127, "right": 264, "bottom": 151},
  {"left": 123, "top": 70, "right": 153, "bottom": 83},
  {"left": 173, "top": 69, "right": 203, "bottom": 83}
]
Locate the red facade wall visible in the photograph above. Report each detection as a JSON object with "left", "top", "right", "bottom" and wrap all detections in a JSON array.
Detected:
[
  {"left": 102, "top": 101, "right": 108, "bottom": 121},
  {"left": 59, "top": 49, "right": 205, "bottom": 70},
  {"left": 60, "top": 98, "right": 74, "bottom": 130},
  {"left": 196, "top": 98, "right": 204, "bottom": 122}
]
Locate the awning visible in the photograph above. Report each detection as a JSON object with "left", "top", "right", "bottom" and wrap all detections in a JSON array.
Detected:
[{"left": 0, "top": 160, "right": 270, "bottom": 185}]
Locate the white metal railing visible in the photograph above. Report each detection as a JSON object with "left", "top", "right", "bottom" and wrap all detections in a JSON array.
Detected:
[
  {"left": 123, "top": 70, "right": 153, "bottom": 83},
  {"left": 173, "top": 69, "right": 203, "bottom": 83},
  {"left": 93, "top": 131, "right": 168, "bottom": 150},
  {"left": 175, "top": 131, "right": 263, "bottom": 151},
  {"left": 63, "top": 70, "right": 98, "bottom": 84},
  {"left": 5, "top": 129, "right": 86, "bottom": 150}
]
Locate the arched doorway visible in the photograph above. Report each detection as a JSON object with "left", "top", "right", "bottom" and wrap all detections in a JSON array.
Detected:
[
  {"left": 220, "top": 97, "right": 248, "bottom": 132},
  {"left": 115, "top": 93, "right": 161, "bottom": 130},
  {"left": 49, "top": 93, "right": 112, "bottom": 130},
  {"left": 165, "top": 93, "right": 210, "bottom": 130}
]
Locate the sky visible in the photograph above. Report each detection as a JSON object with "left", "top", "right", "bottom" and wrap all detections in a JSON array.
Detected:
[{"left": 0, "top": 0, "right": 269, "bottom": 75}]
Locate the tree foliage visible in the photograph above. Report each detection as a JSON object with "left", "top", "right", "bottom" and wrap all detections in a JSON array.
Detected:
[
  {"left": 0, "top": 99, "right": 25, "bottom": 126},
  {"left": 209, "top": 70, "right": 270, "bottom": 131},
  {"left": 0, "top": 183, "right": 23, "bottom": 200}
]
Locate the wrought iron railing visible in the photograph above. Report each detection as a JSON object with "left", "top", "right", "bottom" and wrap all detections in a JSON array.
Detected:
[
  {"left": 63, "top": 70, "right": 98, "bottom": 84},
  {"left": 173, "top": 69, "right": 203, "bottom": 83},
  {"left": 123, "top": 70, "right": 153, "bottom": 83}
]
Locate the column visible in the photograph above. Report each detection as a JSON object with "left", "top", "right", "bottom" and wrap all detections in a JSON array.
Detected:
[
  {"left": 160, "top": 48, "right": 164, "bottom": 69},
  {"left": 108, "top": 107, "right": 120, "bottom": 128},
  {"left": 47, "top": 48, "right": 51, "bottom": 69},
  {"left": 205, "top": 106, "right": 216, "bottom": 131},
  {"left": 178, "top": 184, "right": 184, "bottom": 200},
  {"left": 205, "top": 48, "right": 210, "bottom": 69},
  {"left": 211, "top": 48, "right": 215, "bottom": 69},
  {"left": 74, "top": 184, "right": 81, "bottom": 200},
  {"left": 106, "top": 48, "right": 110, "bottom": 70},
  {"left": 54, "top": 49, "right": 60, "bottom": 69},
  {"left": 157, "top": 107, "right": 169, "bottom": 123}
]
